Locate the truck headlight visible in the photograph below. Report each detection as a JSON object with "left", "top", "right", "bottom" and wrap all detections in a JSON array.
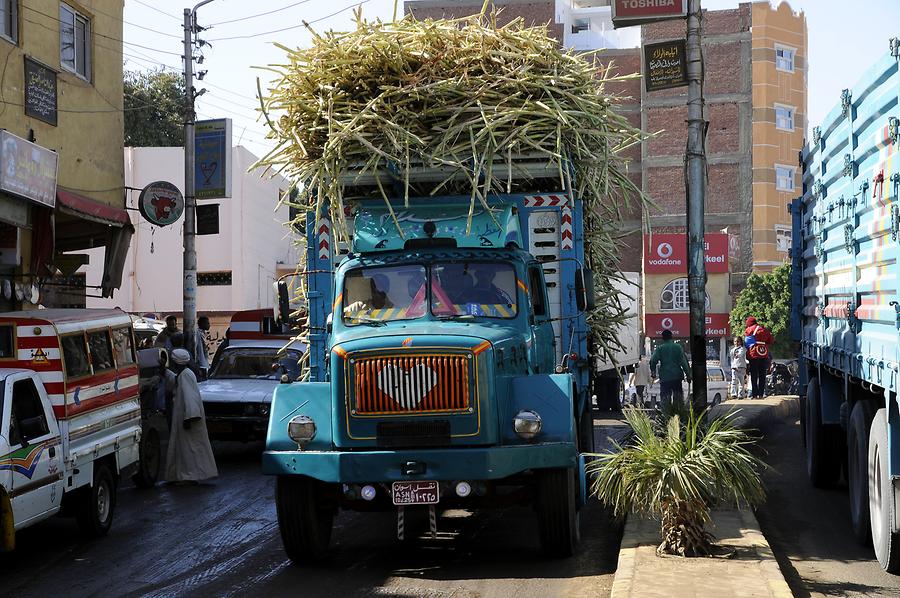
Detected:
[
  {"left": 288, "top": 415, "right": 316, "bottom": 448},
  {"left": 513, "top": 409, "right": 542, "bottom": 440}
]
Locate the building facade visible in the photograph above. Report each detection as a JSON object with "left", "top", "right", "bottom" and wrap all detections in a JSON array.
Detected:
[
  {"left": 82, "top": 146, "right": 299, "bottom": 339},
  {"left": 0, "top": 1, "right": 129, "bottom": 310}
]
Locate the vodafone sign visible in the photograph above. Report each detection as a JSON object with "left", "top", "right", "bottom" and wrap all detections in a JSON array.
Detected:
[
  {"left": 612, "top": 0, "right": 687, "bottom": 27},
  {"left": 645, "top": 313, "right": 731, "bottom": 338},
  {"left": 644, "top": 233, "right": 728, "bottom": 274}
]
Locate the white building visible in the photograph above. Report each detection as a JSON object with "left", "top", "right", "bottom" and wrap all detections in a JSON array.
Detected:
[
  {"left": 554, "top": 0, "right": 640, "bottom": 50},
  {"left": 82, "top": 146, "right": 299, "bottom": 320}
]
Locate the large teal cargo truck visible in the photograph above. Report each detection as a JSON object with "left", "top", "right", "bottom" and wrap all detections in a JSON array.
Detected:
[{"left": 263, "top": 157, "right": 603, "bottom": 562}]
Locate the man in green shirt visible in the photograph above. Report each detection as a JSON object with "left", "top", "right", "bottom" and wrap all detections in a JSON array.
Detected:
[{"left": 649, "top": 329, "right": 692, "bottom": 409}]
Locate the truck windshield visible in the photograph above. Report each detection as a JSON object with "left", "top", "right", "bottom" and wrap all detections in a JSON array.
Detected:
[
  {"left": 209, "top": 348, "right": 303, "bottom": 380},
  {"left": 342, "top": 262, "right": 518, "bottom": 325}
]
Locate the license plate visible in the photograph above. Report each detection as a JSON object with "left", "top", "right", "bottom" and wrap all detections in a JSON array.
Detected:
[{"left": 391, "top": 480, "right": 440, "bottom": 506}]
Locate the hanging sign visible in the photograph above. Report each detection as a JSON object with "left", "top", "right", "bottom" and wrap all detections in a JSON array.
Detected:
[
  {"left": 195, "top": 118, "right": 232, "bottom": 199},
  {"left": 0, "top": 130, "right": 58, "bottom": 208},
  {"left": 612, "top": 0, "right": 687, "bottom": 28},
  {"left": 138, "top": 181, "right": 184, "bottom": 227},
  {"left": 644, "top": 40, "right": 688, "bottom": 92}
]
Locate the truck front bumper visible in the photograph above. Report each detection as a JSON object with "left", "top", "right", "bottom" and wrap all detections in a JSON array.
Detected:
[{"left": 262, "top": 442, "right": 577, "bottom": 483}]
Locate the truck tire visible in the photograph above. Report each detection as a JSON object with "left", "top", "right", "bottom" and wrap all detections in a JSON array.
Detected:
[
  {"left": 847, "top": 399, "right": 878, "bottom": 544},
  {"left": 76, "top": 463, "right": 116, "bottom": 537},
  {"left": 276, "top": 475, "right": 334, "bottom": 564},
  {"left": 868, "top": 408, "right": 900, "bottom": 573},
  {"left": 536, "top": 467, "right": 579, "bottom": 557},
  {"left": 132, "top": 427, "right": 161, "bottom": 488},
  {"left": 805, "top": 378, "right": 841, "bottom": 488}
]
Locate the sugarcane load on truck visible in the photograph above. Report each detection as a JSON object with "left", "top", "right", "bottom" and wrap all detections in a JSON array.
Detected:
[{"left": 255, "top": 9, "right": 648, "bottom": 563}]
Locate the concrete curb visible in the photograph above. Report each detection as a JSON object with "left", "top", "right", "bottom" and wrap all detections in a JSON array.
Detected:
[{"left": 608, "top": 395, "right": 799, "bottom": 598}]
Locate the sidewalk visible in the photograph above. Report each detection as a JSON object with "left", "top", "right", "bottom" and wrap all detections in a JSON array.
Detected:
[{"left": 608, "top": 395, "right": 799, "bottom": 598}]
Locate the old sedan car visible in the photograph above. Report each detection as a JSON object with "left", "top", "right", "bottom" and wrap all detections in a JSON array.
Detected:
[{"left": 627, "top": 363, "right": 729, "bottom": 408}]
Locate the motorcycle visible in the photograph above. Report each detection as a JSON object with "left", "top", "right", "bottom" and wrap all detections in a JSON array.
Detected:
[{"left": 765, "top": 360, "right": 795, "bottom": 396}]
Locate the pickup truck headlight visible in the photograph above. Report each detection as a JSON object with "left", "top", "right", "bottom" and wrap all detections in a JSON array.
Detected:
[
  {"left": 288, "top": 415, "right": 316, "bottom": 448},
  {"left": 513, "top": 409, "right": 542, "bottom": 440}
]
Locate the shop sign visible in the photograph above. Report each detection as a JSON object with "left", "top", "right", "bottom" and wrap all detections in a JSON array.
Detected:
[
  {"left": 643, "top": 40, "right": 688, "bottom": 92},
  {"left": 645, "top": 313, "right": 730, "bottom": 337},
  {"left": 0, "top": 130, "right": 58, "bottom": 208},
  {"left": 612, "top": 0, "right": 687, "bottom": 28},
  {"left": 195, "top": 118, "right": 232, "bottom": 200},
  {"left": 644, "top": 233, "right": 728, "bottom": 274},
  {"left": 24, "top": 57, "right": 57, "bottom": 126},
  {"left": 138, "top": 181, "right": 184, "bottom": 227}
]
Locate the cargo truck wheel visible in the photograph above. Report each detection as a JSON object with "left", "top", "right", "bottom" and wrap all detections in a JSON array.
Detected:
[
  {"left": 848, "top": 399, "right": 878, "bottom": 544},
  {"left": 536, "top": 467, "right": 579, "bottom": 557},
  {"left": 132, "top": 428, "right": 161, "bottom": 488},
  {"left": 77, "top": 463, "right": 116, "bottom": 537},
  {"left": 805, "top": 379, "right": 841, "bottom": 488},
  {"left": 868, "top": 408, "right": 900, "bottom": 573},
  {"left": 276, "top": 475, "right": 333, "bottom": 564}
]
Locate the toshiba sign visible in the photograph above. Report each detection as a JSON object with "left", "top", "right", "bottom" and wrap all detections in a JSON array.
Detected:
[
  {"left": 612, "top": 0, "right": 687, "bottom": 27},
  {"left": 643, "top": 233, "right": 729, "bottom": 274}
]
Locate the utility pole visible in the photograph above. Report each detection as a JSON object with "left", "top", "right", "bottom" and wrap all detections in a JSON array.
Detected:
[
  {"left": 182, "top": 1, "right": 214, "bottom": 360},
  {"left": 685, "top": 0, "right": 708, "bottom": 410}
]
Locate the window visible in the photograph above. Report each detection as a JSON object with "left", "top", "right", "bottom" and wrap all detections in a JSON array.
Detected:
[
  {"left": 571, "top": 18, "right": 589, "bottom": 34},
  {"left": 776, "top": 165, "right": 795, "bottom": 192},
  {"left": 60, "top": 3, "right": 91, "bottom": 79},
  {"left": 198, "top": 271, "right": 232, "bottom": 286},
  {"left": 528, "top": 266, "right": 547, "bottom": 317},
  {"left": 660, "top": 278, "right": 710, "bottom": 311},
  {"left": 1, "top": 0, "right": 17, "bottom": 43},
  {"left": 343, "top": 264, "right": 427, "bottom": 326},
  {"left": 11, "top": 378, "right": 50, "bottom": 444},
  {"left": 61, "top": 333, "right": 90, "bottom": 378},
  {"left": 775, "top": 104, "right": 794, "bottom": 131},
  {"left": 707, "top": 367, "right": 726, "bottom": 383},
  {"left": 775, "top": 44, "right": 795, "bottom": 72},
  {"left": 196, "top": 204, "right": 220, "bottom": 235},
  {"left": 87, "top": 330, "right": 114, "bottom": 372},
  {"left": 210, "top": 348, "right": 303, "bottom": 380},
  {"left": 776, "top": 225, "right": 791, "bottom": 253},
  {"left": 111, "top": 326, "right": 135, "bottom": 366},
  {"left": 0, "top": 324, "right": 13, "bottom": 358},
  {"left": 431, "top": 262, "right": 517, "bottom": 319}
]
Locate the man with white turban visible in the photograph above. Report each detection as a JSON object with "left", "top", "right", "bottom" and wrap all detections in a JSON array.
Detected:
[{"left": 165, "top": 348, "right": 218, "bottom": 483}]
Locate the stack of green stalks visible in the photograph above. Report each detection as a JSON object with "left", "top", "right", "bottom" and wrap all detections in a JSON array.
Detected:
[{"left": 255, "top": 8, "right": 651, "bottom": 374}]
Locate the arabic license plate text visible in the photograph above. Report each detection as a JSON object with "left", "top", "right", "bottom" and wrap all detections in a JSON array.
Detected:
[{"left": 392, "top": 480, "right": 439, "bottom": 505}]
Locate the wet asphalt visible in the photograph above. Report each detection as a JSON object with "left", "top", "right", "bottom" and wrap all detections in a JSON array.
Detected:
[{"left": 0, "top": 417, "right": 627, "bottom": 598}]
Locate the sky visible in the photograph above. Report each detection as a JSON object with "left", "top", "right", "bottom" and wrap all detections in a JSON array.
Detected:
[{"left": 121, "top": 0, "right": 900, "bottom": 160}]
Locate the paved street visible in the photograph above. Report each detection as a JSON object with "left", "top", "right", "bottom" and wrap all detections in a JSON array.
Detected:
[
  {"left": 0, "top": 419, "right": 627, "bottom": 598},
  {"left": 755, "top": 416, "right": 900, "bottom": 597}
]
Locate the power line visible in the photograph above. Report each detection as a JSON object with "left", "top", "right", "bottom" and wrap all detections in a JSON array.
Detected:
[
  {"left": 81, "top": 1, "right": 183, "bottom": 39},
  {"left": 132, "top": 0, "right": 182, "bottom": 23},
  {"left": 207, "top": 0, "right": 372, "bottom": 41},
  {"left": 207, "top": 0, "right": 315, "bottom": 27}
]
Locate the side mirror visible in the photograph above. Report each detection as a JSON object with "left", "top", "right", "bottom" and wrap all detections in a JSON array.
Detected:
[
  {"left": 576, "top": 268, "right": 596, "bottom": 312},
  {"left": 273, "top": 280, "right": 291, "bottom": 326},
  {"left": 326, "top": 313, "right": 333, "bottom": 334}
]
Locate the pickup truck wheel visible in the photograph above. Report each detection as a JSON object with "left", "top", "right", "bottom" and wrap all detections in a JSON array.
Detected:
[
  {"left": 132, "top": 428, "right": 161, "bottom": 488},
  {"left": 276, "top": 476, "right": 333, "bottom": 564},
  {"left": 805, "top": 378, "right": 841, "bottom": 488},
  {"left": 868, "top": 409, "right": 900, "bottom": 572},
  {"left": 77, "top": 463, "right": 116, "bottom": 537},
  {"left": 536, "top": 468, "right": 579, "bottom": 558},
  {"left": 848, "top": 399, "right": 878, "bottom": 544}
]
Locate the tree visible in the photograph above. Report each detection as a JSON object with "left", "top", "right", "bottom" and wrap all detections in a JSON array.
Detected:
[
  {"left": 730, "top": 263, "right": 792, "bottom": 358},
  {"left": 124, "top": 69, "right": 186, "bottom": 147}
]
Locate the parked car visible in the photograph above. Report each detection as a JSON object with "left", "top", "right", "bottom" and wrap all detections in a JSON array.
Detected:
[{"left": 627, "top": 364, "right": 729, "bottom": 407}]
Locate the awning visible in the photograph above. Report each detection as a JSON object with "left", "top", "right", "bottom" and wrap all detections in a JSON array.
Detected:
[{"left": 57, "top": 188, "right": 130, "bottom": 227}]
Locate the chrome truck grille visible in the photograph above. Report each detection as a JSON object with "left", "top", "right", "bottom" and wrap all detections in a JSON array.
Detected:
[{"left": 351, "top": 353, "right": 471, "bottom": 415}]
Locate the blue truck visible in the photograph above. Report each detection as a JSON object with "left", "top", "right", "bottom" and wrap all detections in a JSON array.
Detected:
[
  {"left": 793, "top": 40, "right": 900, "bottom": 573},
  {"left": 262, "top": 157, "right": 605, "bottom": 562}
]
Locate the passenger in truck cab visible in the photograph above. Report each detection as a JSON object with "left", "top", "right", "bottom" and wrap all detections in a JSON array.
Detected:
[
  {"left": 471, "top": 265, "right": 513, "bottom": 306},
  {"left": 344, "top": 275, "right": 392, "bottom": 317}
]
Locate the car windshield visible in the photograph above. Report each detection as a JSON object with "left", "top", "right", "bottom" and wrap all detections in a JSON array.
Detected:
[
  {"left": 209, "top": 348, "right": 302, "bottom": 380},
  {"left": 342, "top": 262, "right": 518, "bottom": 325}
]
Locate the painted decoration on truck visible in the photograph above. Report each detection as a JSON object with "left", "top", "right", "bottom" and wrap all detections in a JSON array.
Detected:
[{"left": 0, "top": 439, "right": 55, "bottom": 479}]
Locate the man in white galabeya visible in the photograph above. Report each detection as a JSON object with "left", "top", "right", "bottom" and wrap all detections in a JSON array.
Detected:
[{"left": 165, "top": 349, "right": 218, "bottom": 484}]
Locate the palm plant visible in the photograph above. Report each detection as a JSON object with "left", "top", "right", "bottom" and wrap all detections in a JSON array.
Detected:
[{"left": 588, "top": 408, "right": 766, "bottom": 557}]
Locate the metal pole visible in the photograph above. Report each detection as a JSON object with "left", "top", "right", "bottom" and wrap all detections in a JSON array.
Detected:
[
  {"left": 685, "top": 0, "right": 707, "bottom": 410},
  {"left": 183, "top": 7, "right": 197, "bottom": 359}
]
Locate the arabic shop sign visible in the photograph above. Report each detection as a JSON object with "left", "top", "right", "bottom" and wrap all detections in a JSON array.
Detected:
[
  {"left": 611, "top": 0, "right": 687, "bottom": 28},
  {"left": 644, "top": 40, "right": 688, "bottom": 92},
  {"left": 0, "top": 130, "right": 58, "bottom": 208},
  {"left": 195, "top": 118, "right": 232, "bottom": 200},
  {"left": 24, "top": 57, "right": 58, "bottom": 126},
  {"left": 138, "top": 181, "right": 184, "bottom": 227}
]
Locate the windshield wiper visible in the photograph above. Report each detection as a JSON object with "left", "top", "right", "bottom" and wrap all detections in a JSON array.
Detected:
[
  {"left": 435, "top": 314, "right": 475, "bottom": 321},
  {"left": 353, "top": 316, "right": 387, "bottom": 327}
]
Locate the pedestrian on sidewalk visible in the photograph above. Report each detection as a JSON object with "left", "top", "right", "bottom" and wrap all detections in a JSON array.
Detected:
[
  {"left": 629, "top": 356, "right": 652, "bottom": 408},
  {"left": 165, "top": 349, "right": 218, "bottom": 484},
  {"left": 744, "top": 316, "right": 773, "bottom": 398},
  {"left": 649, "top": 330, "right": 691, "bottom": 410},
  {"left": 729, "top": 336, "right": 747, "bottom": 399}
]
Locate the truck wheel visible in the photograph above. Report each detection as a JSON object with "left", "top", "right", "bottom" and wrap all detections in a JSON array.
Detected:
[
  {"left": 868, "top": 408, "right": 900, "bottom": 572},
  {"left": 847, "top": 399, "right": 878, "bottom": 544},
  {"left": 276, "top": 475, "right": 333, "bottom": 564},
  {"left": 536, "top": 468, "right": 579, "bottom": 557},
  {"left": 132, "top": 428, "right": 161, "bottom": 488},
  {"left": 77, "top": 463, "right": 116, "bottom": 537},
  {"left": 805, "top": 378, "right": 841, "bottom": 488}
]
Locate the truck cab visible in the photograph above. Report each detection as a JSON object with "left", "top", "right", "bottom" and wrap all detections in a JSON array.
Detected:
[{"left": 264, "top": 194, "right": 597, "bottom": 562}]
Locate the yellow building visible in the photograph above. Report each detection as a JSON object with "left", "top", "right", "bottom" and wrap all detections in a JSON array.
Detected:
[
  {"left": 0, "top": 1, "right": 129, "bottom": 308},
  {"left": 751, "top": 1, "right": 807, "bottom": 270}
]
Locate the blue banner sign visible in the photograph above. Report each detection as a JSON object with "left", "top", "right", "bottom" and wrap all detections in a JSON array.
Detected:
[{"left": 195, "top": 118, "right": 232, "bottom": 199}]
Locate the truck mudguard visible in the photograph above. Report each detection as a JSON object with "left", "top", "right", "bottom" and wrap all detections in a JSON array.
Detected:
[
  {"left": 503, "top": 374, "right": 576, "bottom": 444},
  {"left": 265, "top": 382, "right": 334, "bottom": 453}
]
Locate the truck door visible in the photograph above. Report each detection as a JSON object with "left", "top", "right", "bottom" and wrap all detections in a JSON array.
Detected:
[
  {"left": 527, "top": 264, "right": 555, "bottom": 373},
  {"left": 4, "top": 374, "right": 63, "bottom": 528}
]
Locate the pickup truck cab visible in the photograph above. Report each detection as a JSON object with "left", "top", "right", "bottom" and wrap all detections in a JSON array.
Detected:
[{"left": 0, "top": 309, "right": 142, "bottom": 550}]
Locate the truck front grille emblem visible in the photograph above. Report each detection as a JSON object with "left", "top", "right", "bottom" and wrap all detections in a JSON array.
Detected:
[{"left": 352, "top": 354, "right": 471, "bottom": 414}]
